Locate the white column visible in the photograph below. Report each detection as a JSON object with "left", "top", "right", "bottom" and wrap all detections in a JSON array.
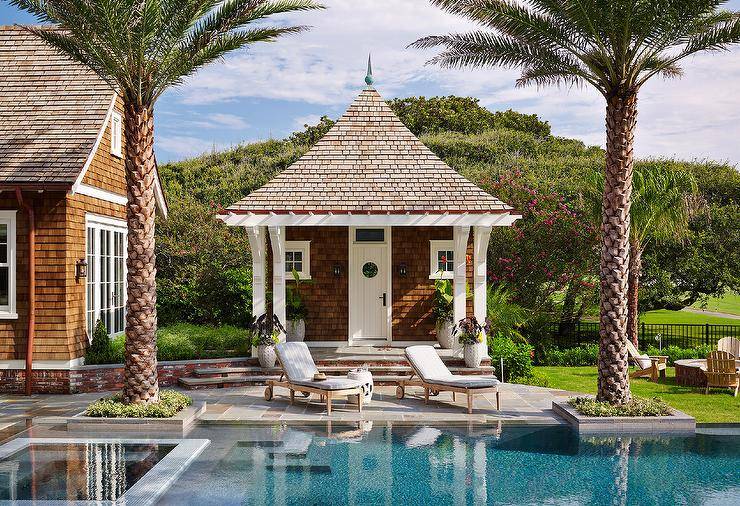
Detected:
[
  {"left": 452, "top": 226, "right": 471, "bottom": 326},
  {"left": 246, "top": 226, "right": 267, "bottom": 318},
  {"left": 269, "top": 225, "right": 286, "bottom": 341},
  {"left": 474, "top": 226, "right": 493, "bottom": 358}
]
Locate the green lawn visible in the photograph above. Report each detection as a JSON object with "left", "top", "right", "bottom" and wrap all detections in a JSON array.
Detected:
[
  {"left": 639, "top": 309, "right": 738, "bottom": 325},
  {"left": 535, "top": 366, "right": 740, "bottom": 423},
  {"left": 691, "top": 291, "right": 740, "bottom": 316}
]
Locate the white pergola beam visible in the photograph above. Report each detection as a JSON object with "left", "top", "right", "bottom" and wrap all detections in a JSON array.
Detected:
[{"left": 219, "top": 212, "right": 519, "bottom": 228}]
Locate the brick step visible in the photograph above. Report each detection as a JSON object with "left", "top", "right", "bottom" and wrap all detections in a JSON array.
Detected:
[{"left": 193, "top": 365, "right": 495, "bottom": 378}]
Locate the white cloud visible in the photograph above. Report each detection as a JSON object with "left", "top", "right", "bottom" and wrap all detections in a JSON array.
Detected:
[{"left": 293, "top": 114, "right": 322, "bottom": 128}]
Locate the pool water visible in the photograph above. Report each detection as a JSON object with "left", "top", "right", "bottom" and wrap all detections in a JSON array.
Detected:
[
  {"left": 0, "top": 442, "right": 175, "bottom": 501},
  {"left": 158, "top": 424, "right": 740, "bottom": 505}
]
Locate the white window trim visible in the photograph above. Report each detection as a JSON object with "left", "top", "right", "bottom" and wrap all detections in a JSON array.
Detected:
[
  {"left": 85, "top": 214, "right": 128, "bottom": 339},
  {"left": 429, "top": 240, "right": 455, "bottom": 280},
  {"left": 110, "top": 111, "right": 123, "bottom": 158},
  {"left": 284, "top": 240, "right": 311, "bottom": 280},
  {"left": 0, "top": 211, "right": 17, "bottom": 319}
]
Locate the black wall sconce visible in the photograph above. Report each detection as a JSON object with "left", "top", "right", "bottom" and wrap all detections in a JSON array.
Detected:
[
  {"left": 333, "top": 264, "right": 342, "bottom": 277},
  {"left": 75, "top": 258, "right": 88, "bottom": 280},
  {"left": 398, "top": 263, "right": 408, "bottom": 277}
]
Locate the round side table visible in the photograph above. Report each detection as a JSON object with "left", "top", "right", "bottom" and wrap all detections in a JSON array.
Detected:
[{"left": 347, "top": 369, "right": 374, "bottom": 405}]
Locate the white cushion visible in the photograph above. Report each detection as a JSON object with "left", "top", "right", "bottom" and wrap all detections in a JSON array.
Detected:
[
  {"left": 292, "top": 377, "right": 362, "bottom": 391},
  {"left": 636, "top": 356, "right": 653, "bottom": 370},
  {"left": 405, "top": 345, "right": 452, "bottom": 381},
  {"left": 275, "top": 342, "right": 318, "bottom": 381}
]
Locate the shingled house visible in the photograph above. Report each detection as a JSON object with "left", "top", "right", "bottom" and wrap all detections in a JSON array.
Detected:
[
  {"left": 220, "top": 77, "right": 519, "bottom": 354},
  {"left": 0, "top": 26, "right": 167, "bottom": 393}
]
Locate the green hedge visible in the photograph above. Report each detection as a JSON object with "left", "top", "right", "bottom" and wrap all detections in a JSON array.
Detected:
[
  {"left": 645, "top": 344, "right": 713, "bottom": 366},
  {"left": 488, "top": 337, "right": 534, "bottom": 381},
  {"left": 86, "top": 323, "right": 250, "bottom": 365},
  {"left": 539, "top": 344, "right": 599, "bottom": 366}
]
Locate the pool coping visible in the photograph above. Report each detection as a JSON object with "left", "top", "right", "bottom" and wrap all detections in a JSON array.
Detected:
[
  {"left": 0, "top": 437, "right": 210, "bottom": 505},
  {"left": 552, "top": 400, "right": 696, "bottom": 434}
]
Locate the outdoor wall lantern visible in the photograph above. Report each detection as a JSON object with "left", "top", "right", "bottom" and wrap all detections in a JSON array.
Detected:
[
  {"left": 398, "top": 263, "right": 408, "bottom": 277},
  {"left": 75, "top": 258, "right": 88, "bottom": 280},
  {"left": 333, "top": 264, "right": 342, "bottom": 277}
]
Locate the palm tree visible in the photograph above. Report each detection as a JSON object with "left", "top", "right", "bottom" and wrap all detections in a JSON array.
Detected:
[
  {"left": 13, "top": 0, "right": 324, "bottom": 404},
  {"left": 590, "top": 164, "right": 698, "bottom": 348},
  {"left": 412, "top": 0, "right": 740, "bottom": 404}
]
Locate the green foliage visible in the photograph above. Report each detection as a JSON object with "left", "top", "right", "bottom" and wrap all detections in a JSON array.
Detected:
[
  {"left": 85, "top": 320, "right": 115, "bottom": 365},
  {"left": 454, "top": 316, "right": 487, "bottom": 346},
  {"left": 249, "top": 314, "right": 284, "bottom": 347},
  {"left": 485, "top": 285, "right": 528, "bottom": 342},
  {"left": 569, "top": 396, "right": 672, "bottom": 417},
  {"left": 510, "top": 371, "right": 550, "bottom": 388},
  {"left": 286, "top": 270, "right": 308, "bottom": 321},
  {"left": 540, "top": 345, "right": 599, "bottom": 367},
  {"left": 102, "top": 324, "right": 250, "bottom": 364},
  {"left": 487, "top": 336, "right": 533, "bottom": 382},
  {"left": 432, "top": 277, "right": 454, "bottom": 325},
  {"left": 387, "top": 96, "right": 550, "bottom": 137},
  {"left": 645, "top": 345, "right": 713, "bottom": 367},
  {"left": 85, "top": 390, "right": 192, "bottom": 418},
  {"left": 288, "top": 115, "right": 335, "bottom": 145}
]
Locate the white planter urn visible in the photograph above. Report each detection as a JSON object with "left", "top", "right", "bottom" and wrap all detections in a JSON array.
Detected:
[
  {"left": 436, "top": 321, "right": 455, "bottom": 349},
  {"left": 257, "top": 345, "right": 277, "bottom": 368},
  {"left": 464, "top": 344, "right": 484, "bottom": 368},
  {"left": 286, "top": 319, "right": 306, "bottom": 342}
]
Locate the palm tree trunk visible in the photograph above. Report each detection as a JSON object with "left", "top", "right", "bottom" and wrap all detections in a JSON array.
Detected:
[
  {"left": 122, "top": 104, "right": 159, "bottom": 404},
  {"left": 626, "top": 238, "right": 642, "bottom": 348},
  {"left": 597, "top": 93, "right": 636, "bottom": 405}
]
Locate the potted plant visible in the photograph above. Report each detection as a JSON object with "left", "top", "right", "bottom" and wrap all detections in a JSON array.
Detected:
[
  {"left": 250, "top": 314, "right": 285, "bottom": 368},
  {"left": 433, "top": 274, "right": 455, "bottom": 349},
  {"left": 286, "top": 269, "right": 308, "bottom": 342},
  {"left": 454, "top": 316, "right": 489, "bottom": 368}
]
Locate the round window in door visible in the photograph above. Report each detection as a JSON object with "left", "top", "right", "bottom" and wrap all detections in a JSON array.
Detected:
[{"left": 362, "top": 262, "right": 378, "bottom": 278}]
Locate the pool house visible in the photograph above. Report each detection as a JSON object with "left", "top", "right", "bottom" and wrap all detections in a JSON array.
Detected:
[{"left": 219, "top": 80, "right": 520, "bottom": 358}]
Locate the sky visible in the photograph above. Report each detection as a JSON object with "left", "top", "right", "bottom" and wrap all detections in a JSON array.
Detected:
[{"left": 3, "top": 0, "right": 740, "bottom": 165}]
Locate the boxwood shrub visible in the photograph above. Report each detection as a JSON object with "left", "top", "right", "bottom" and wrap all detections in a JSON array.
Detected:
[
  {"left": 539, "top": 344, "right": 599, "bottom": 366},
  {"left": 488, "top": 336, "right": 533, "bottom": 381},
  {"left": 85, "top": 390, "right": 192, "bottom": 418}
]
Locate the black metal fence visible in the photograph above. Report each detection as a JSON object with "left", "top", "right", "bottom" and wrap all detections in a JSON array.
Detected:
[{"left": 543, "top": 322, "right": 739, "bottom": 350}]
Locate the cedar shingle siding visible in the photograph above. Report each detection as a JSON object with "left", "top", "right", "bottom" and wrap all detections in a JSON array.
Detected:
[{"left": 0, "top": 26, "right": 127, "bottom": 368}]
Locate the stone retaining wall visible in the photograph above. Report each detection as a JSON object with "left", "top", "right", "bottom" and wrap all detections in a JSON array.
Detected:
[{"left": 0, "top": 357, "right": 250, "bottom": 394}]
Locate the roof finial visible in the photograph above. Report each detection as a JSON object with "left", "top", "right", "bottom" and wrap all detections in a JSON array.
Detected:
[{"left": 365, "top": 53, "right": 374, "bottom": 86}]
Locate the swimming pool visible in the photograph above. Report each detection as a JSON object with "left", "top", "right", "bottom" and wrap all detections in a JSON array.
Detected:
[
  {"left": 1, "top": 424, "right": 738, "bottom": 505},
  {"left": 158, "top": 423, "right": 739, "bottom": 505}
]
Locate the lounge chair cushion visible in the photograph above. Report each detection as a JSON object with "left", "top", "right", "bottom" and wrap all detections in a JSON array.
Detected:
[
  {"left": 292, "top": 377, "right": 363, "bottom": 391},
  {"left": 635, "top": 356, "right": 653, "bottom": 370},
  {"left": 427, "top": 376, "right": 499, "bottom": 389},
  {"left": 275, "top": 342, "right": 319, "bottom": 381},
  {"left": 405, "top": 345, "right": 453, "bottom": 381}
]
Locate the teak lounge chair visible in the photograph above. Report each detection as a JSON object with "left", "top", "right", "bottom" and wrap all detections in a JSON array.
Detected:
[
  {"left": 705, "top": 350, "right": 739, "bottom": 397},
  {"left": 717, "top": 336, "right": 740, "bottom": 359},
  {"left": 397, "top": 345, "right": 501, "bottom": 414},
  {"left": 264, "top": 342, "right": 364, "bottom": 415},
  {"left": 626, "top": 340, "right": 667, "bottom": 382}
]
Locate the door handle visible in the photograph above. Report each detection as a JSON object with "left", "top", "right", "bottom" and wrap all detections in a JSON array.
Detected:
[{"left": 379, "top": 293, "right": 386, "bottom": 307}]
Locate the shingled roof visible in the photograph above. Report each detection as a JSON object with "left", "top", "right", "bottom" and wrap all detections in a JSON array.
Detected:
[
  {"left": 226, "top": 87, "right": 513, "bottom": 215},
  {"left": 0, "top": 26, "right": 115, "bottom": 187}
]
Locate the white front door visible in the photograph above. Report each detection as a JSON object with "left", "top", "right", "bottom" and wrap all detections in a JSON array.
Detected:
[{"left": 349, "top": 228, "right": 391, "bottom": 343}]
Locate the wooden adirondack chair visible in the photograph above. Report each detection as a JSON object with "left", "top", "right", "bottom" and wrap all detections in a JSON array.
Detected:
[
  {"left": 717, "top": 337, "right": 740, "bottom": 359},
  {"left": 705, "top": 350, "right": 739, "bottom": 396},
  {"left": 626, "top": 340, "right": 667, "bottom": 382}
]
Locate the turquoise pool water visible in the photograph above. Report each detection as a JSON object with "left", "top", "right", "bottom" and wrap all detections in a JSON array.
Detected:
[{"left": 157, "top": 424, "right": 740, "bottom": 505}]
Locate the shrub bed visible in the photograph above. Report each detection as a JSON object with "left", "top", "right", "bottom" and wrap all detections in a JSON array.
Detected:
[
  {"left": 488, "top": 336, "right": 534, "bottom": 381},
  {"left": 87, "top": 323, "right": 251, "bottom": 364},
  {"left": 539, "top": 344, "right": 599, "bottom": 366},
  {"left": 569, "top": 396, "right": 672, "bottom": 417},
  {"left": 85, "top": 390, "right": 192, "bottom": 418}
]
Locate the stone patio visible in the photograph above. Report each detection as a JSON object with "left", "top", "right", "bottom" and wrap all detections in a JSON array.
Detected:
[{"left": 0, "top": 383, "right": 574, "bottom": 436}]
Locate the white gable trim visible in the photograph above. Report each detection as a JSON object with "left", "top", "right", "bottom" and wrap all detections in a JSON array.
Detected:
[
  {"left": 70, "top": 92, "right": 118, "bottom": 194},
  {"left": 76, "top": 183, "right": 127, "bottom": 205},
  {"left": 219, "top": 212, "right": 519, "bottom": 228}
]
